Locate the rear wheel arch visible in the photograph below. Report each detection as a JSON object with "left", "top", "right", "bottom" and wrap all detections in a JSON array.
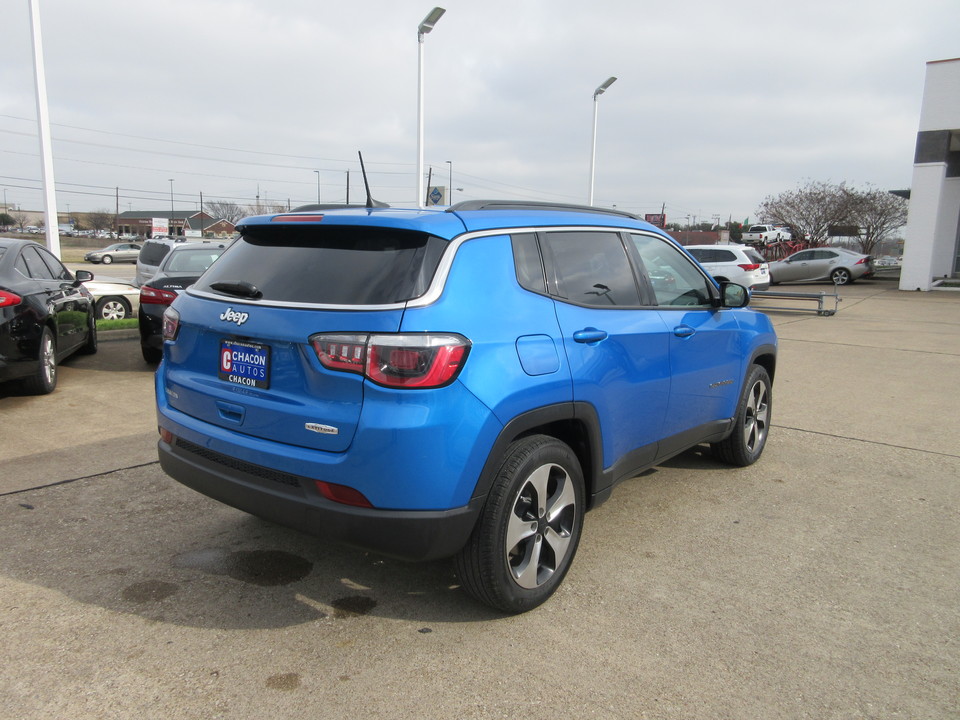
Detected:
[{"left": 472, "top": 404, "right": 600, "bottom": 509}]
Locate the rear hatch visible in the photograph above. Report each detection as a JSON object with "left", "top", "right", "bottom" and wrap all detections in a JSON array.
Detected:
[{"left": 161, "top": 222, "right": 449, "bottom": 453}]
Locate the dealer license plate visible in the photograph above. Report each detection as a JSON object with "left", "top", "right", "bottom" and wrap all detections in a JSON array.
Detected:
[{"left": 219, "top": 340, "right": 270, "bottom": 389}]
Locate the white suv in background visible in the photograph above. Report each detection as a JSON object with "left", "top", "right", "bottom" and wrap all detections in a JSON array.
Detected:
[{"left": 686, "top": 244, "right": 770, "bottom": 291}]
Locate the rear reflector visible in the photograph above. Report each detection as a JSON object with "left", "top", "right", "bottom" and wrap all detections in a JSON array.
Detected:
[{"left": 315, "top": 480, "right": 373, "bottom": 508}]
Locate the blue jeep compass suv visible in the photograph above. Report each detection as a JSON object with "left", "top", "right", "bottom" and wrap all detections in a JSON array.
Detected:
[{"left": 155, "top": 200, "right": 777, "bottom": 613}]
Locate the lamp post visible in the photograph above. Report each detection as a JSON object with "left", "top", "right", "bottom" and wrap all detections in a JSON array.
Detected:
[
  {"left": 588, "top": 76, "right": 617, "bottom": 206},
  {"left": 168, "top": 179, "right": 175, "bottom": 236},
  {"left": 313, "top": 170, "right": 321, "bottom": 205},
  {"left": 445, "top": 160, "right": 452, "bottom": 205},
  {"left": 417, "top": 6, "right": 446, "bottom": 208}
]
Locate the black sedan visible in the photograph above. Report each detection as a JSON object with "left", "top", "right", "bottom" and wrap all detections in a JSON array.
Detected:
[
  {"left": 139, "top": 242, "right": 227, "bottom": 363},
  {"left": 1, "top": 238, "right": 98, "bottom": 394}
]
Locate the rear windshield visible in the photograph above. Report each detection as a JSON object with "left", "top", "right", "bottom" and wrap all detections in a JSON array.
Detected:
[
  {"left": 163, "top": 247, "right": 225, "bottom": 273},
  {"left": 193, "top": 226, "right": 447, "bottom": 305},
  {"left": 139, "top": 242, "right": 171, "bottom": 266}
]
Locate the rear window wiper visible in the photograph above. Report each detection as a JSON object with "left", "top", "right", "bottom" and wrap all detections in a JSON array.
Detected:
[{"left": 209, "top": 280, "right": 263, "bottom": 299}]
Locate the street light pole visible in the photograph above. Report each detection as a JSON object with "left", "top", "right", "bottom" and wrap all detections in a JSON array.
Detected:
[
  {"left": 313, "top": 170, "right": 321, "bottom": 205},
  {"left": 588, "top": 76, "right": 617, "bottom": 206},
  {"left": 445, "top": 160, "right": 452, "bottom": 205},
  {"left": 417, "top": 7, "right": 446, "bottom": 208},
  {"left": 168, "top": 179, "right": 175, "bottom": 236}
]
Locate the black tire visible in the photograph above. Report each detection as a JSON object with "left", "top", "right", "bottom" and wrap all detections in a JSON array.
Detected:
[
  {"left": 454, "top": 435, "right": 585, "bottom": 614},
  {"left": 79, "top": 312, "right": 98, "bottom": 355},
  {"left": 101, "top": 254, "right": 113, "bottom": 265},
  {"left": 831, "top": 268, "right": 852, "bottom": 285},
  {"left": 142, "top": 345, "right": 162, "bottom": 364},
  {"left": 95, "top": 296, "right": 131, "bottom": 320},
  {"left": 712, "top": 364, "right": 772, "bottom": 467},
  {"left": 22, "top": 327, "right": 57, "bottom": 395}
]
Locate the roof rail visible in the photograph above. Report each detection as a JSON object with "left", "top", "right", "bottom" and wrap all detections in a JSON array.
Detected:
[{"left": 447, "top": 200, "right": 641, "bottom": 220}]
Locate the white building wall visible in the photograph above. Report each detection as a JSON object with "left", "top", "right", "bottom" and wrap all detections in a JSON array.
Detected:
[{"left": 899, "top": 58, "right": 960, "bottom": 291}]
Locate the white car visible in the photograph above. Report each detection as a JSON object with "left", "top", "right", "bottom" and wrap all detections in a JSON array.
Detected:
[
  {"left": 83, "top": 278, "right": 140, "bottom": 320},
  {"left": 685, "top": 244, "right": 770, "bottom": 290}
]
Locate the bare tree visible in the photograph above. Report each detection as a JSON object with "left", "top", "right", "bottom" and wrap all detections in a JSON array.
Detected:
[
  {"left": 843, "top": 186, "right": 908, "bottom": 256},
  {"left": 11, "top": 210, "right": 28, "bottom": 231},
  {"left": 756, "top": 180, "right": 854, "bottom": 245},
  {"left": 86, "top": 209, "right": 115, "bottom": 233},
  {"left": 204, "top": 200, "right": 246, "bottom": 225}
]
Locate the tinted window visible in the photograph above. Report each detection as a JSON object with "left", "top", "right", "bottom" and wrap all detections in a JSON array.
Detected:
[
  {"left": 194, "top": 226, "right": 447, "bottom": 305},
  {"left": 20, "top": 246, "right": 56, "bottom": 280},
  {"left": 140, "top": 242, "right": 172, "bottom": 266},
  {"left": 630, "top": 234, "right": 713, "bottom": 307},
  {"left": 35, "top": 246, "right": 72, "bottom": 280},
  {"left": 542, "top": 231, "right": 640, "bottom": 307},
  {"left": 744, "top": 249, "right": 766, "bottom": 263},
  {"left": 512, "top": 233, "right": 546, "bottom": 293}
]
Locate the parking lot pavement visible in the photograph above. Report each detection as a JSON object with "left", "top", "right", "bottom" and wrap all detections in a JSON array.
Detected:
[
  {"left": 0, "top": 335, "right": 157, "bottom": 494},
  {"left": 1, "top": 281, "right": 958, "bottom": 719}
]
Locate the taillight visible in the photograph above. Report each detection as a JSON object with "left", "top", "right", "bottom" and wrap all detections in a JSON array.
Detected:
[
  {"left": 140, "top": 285, "right": 178, "bottom": 305},
  {"left": 737, "top": 263, "right": 761, "bottom": 271},
  {"left": 162, "top": 307, "right": 180, "bottom": 341},
  {"left": 855, "top": 257, "right": 867, "bottom": 265},
  {"left": 0, "top": 290, "right": 22, "bottom": 308},
  {"left": 310, "top": 332, "right": 470, "bottom": 389}
]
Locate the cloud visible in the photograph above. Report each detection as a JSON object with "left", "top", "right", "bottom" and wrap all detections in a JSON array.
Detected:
[{"left": 2, "top": 0, "right": 957, "bottom": 220}]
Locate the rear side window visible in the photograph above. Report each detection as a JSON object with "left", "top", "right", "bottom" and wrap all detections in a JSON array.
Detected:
[
  {"left": 140, "top": 242, "right": 172, "bottom": 266},
  {"left": 744, "top": 249, "right": 766, "bottom": 264},
  {"left": 194, "top": 226, "right": 447, "bottom": 305}
]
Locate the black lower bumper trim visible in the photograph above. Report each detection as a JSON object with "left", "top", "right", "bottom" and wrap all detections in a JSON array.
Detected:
[{"left": 159, "top": 441, "right": 483, "bottom": 562}]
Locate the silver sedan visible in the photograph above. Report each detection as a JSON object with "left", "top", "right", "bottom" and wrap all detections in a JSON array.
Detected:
[
  {"left": 83, "top": 243, "right": 142, "bottom": 265},
  {"left": 769, "top": 247, "right": 874, "bottom": 286}
]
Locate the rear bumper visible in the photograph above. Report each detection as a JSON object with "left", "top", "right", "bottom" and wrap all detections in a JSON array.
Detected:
[{"left": 159, "top": 435, "right": 483, "bottom": 561}]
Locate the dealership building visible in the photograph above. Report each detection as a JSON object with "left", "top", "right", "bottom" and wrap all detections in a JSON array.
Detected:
[
  {"left": 901, "top": 57, "right": 960, "bottom": 291},
  {"left": 115, "top": 210, "right": 235, "bottom": 238}
]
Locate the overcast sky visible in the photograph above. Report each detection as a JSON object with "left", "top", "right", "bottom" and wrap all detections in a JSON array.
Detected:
[{"left": 2, "top": 0, "right": 958, "bottom": 225}]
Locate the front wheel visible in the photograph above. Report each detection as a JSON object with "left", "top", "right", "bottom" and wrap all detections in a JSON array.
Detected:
[
  {"left": 455, "top": 435, "right": 585, "bottom": 614},
  {"left": 712, "top": 364, "right": 772, "bottom": 466}
]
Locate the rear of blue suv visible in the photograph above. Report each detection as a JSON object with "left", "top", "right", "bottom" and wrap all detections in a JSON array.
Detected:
[{"left": 156, "top": 201, "right": 777, "bottom": 613}]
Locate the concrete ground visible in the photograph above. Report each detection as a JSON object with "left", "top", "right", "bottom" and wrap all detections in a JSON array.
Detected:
[{"left": 1, "top": 280, "right": 958, "bottom": 719}]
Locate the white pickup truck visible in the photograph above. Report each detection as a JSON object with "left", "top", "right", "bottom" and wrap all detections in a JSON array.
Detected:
[{"left": 742, "top": 224, "right": 789, "bottom": 244}]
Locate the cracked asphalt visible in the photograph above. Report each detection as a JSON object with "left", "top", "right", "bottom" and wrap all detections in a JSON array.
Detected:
[{"left": 1, "top": 280, "right": 958, "bottom": 719}]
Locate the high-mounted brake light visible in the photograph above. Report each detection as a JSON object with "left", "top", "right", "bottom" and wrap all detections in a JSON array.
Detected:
[
  {"left": 271, "top": 215, "right": 324, "bottom": 222},
  {"left": 310, "top": 332, "right": 470, "bottom": 389},
  {"left": 0, "top": 290, "right": 22, "bottom": 308}
]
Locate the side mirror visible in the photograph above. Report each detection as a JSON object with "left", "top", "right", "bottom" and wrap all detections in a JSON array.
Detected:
[
  {"left": 721, "top": 282, "right": 749, "bottom": 308},
  {"left": 73, "top": 269, "right": 94, "bottom": 286}
]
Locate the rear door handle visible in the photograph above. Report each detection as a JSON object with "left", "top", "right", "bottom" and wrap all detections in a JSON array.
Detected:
[{"left": 573, "top": 328, "right": 608, "bottom": 344}]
